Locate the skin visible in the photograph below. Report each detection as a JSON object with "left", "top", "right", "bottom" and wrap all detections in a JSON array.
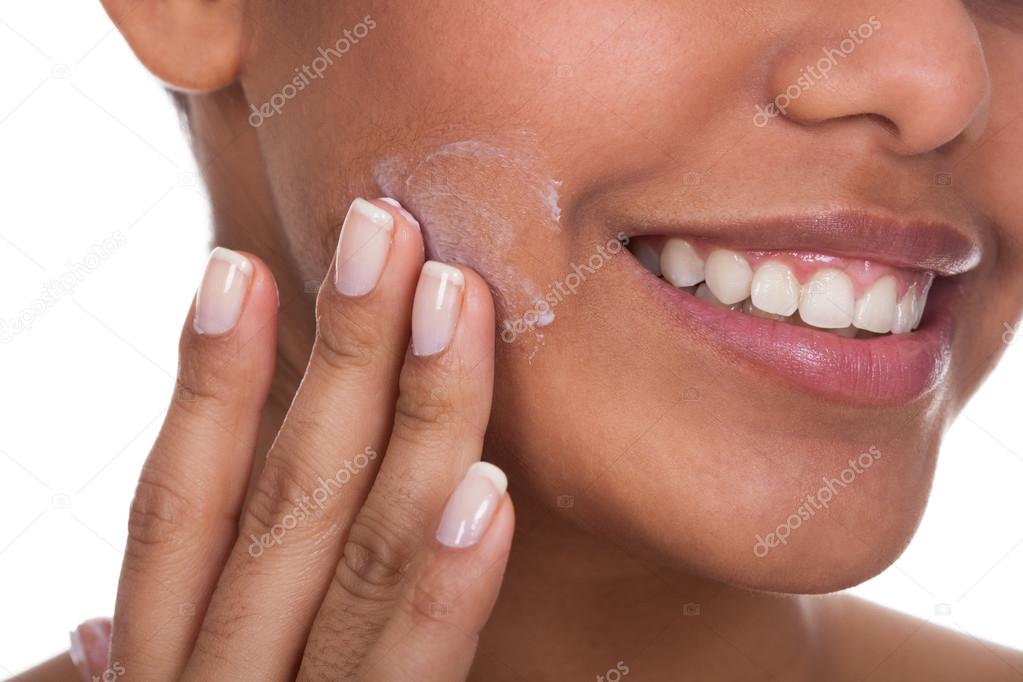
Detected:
[{"left": 18, "top": 0, "right": 1023, "bottom": 679}]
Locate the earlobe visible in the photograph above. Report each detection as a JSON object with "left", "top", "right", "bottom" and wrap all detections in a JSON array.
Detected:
[{"left": 100, "top": 0, "right": 244, "bottom": 92}]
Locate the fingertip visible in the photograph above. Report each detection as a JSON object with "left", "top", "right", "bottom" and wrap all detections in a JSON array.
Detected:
[
  {"left": 178, "top": 247, "right": 278, "bottom": 404},
  {"left": 370, "top": 197, "right": 424, "bottom": 256},
  {"left": 190, "top": 247, "right": 277, "bottom": 338}
]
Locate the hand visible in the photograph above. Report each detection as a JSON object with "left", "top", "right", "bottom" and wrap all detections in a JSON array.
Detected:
[{"left": 99, "top": 198, "right": 513, "bottom": 681}]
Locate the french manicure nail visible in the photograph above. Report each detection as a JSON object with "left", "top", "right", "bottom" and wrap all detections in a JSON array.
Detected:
[
  {"left": 69, "top": 618, "right": 112, "bottom": 682},
  {"left": 436, "top": 462, "right": 508, "bottom": 548},
  {"left": 412, "top": 261, "right": 465, "bottom": 357},
  {"left": 378, "top": 196, "right": 421, "bottom": 231},
  {"left": 193, "top": 247, "right": 253, "bottom": 335},
  {"left": 335, "top": 198, "right": 395, "bottom": 296}
]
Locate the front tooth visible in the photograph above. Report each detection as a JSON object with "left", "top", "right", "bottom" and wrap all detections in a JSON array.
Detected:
[
  {"left": 660, "top": 238, "right": 704, "bottom": 287},
  {"left": 799, "top": 269, "right": 855, "bottom": 329},
  {"left": 632, "top": 240, "right": 662, "bottom": 276},
  {"left": 751, "top": 261, "right": 799, "bottom": 316},
  {"left": 705, "top": 250, "right": 753, "bottom": 305},
  {"left": 853, "top": 276, "right": 897, "bottom": 334},
  {"left": 891, "top": 286, "right": 918, "bottom": 334}
]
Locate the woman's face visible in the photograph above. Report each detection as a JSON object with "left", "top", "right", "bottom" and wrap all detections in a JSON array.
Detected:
[{"left": 239, "top": 1, "right": 1023, "bottom": 591}]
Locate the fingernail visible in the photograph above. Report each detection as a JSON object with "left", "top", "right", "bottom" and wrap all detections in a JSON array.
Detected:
[
  {"left": 436, "top": 462, "right": 508, "bottom": 548},
  {"left": 378, "top": 196, "right": 421, "bottom": 231},
  {"left": 335, "top": 198, "right": 395, "bottom": 296},
  {"left": 69, "top": 618, "right": 112, "bottom": 682},
  {"left": 412, "top": 261, "right": 465, "bottom": 356},
  {"left": 193, "top": 247, "right": 253, "bottom": 335}
]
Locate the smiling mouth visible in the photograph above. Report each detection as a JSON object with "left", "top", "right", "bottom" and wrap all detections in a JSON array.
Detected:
[
  {"left": 619, "top": 211, "right": 981, "bottom": 404},
  {"left": 629, "top": 236, "right": 934, "bottom": 338}
]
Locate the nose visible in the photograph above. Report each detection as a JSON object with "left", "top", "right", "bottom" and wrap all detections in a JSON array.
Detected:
[{"left": 764, "top": 2, "right": 990, "bottom": 155}]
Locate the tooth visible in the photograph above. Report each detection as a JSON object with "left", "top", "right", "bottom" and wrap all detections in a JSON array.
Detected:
[
  {"left": 853, "top": 276, "right": 897, "bottom": 334},
  {"left": 705, "top": 250, "right": 753, "bottom": 305},
  {"left": 660, "top": 239, "right": 704, "bottom": 287},
  {"left": 798, "top": 269, "right": 855, "bottom": 329},
  {"left": 912, "top": 279, "right": 933, "bottom": 329},
  {"left": 751, "top": 261, "right": 799, "bottom": 316},
  {"left": 891, "top": 286, "right": 918, "bottom": 334},
  {"left": 832, "top": 326, "right": 858, "bottom": 338},
  {"left": 695, "top": 282, "right": 741, "bottom": 310},
  {"left": 632, "top": 240, "right": 662, "bottom": 277}
]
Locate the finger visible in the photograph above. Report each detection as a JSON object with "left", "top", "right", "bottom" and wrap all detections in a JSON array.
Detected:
[
  {"left": 300, "top": 262, "right": 496, "bottom": 678},
  {"left": 70, "top": 618, "right": 113, "bottom": 682},
  {"left": 362, "top": 471, "right": 513, "bottom": 682},
  {"left": 184, "top": 199, "right": 423, "bottom": 680},
  {"left": 110, "top": 248, "right": 277, "bottom": 680}
]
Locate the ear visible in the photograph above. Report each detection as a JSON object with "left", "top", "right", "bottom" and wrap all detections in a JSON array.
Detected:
[{"left": 100, "top": 0, "right": 244, "bottom": 92}]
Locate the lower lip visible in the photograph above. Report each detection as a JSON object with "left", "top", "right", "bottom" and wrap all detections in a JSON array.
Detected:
[{"left": 629, "top": 257, "right": 955, "bottom": 405}]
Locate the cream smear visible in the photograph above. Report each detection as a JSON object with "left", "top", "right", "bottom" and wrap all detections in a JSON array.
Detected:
[{"left": 373, "top": 135, "right": 563, "bottom": 359}]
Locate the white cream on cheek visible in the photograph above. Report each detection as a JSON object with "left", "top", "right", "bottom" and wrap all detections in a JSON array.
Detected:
[{"left": 374, "top": 137, "right": 562, "bottom": 356}]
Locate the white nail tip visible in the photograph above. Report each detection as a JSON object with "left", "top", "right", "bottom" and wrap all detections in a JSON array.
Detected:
[
  {"left": 799, "top": 269, "right": 854, "bottom": 329},
  {"left": 853, "top": 276, "right": 896, "bottom": 334},
  {"left": 421, "top": 260, "right": 465, "bottom": 288},
  {"left": 751, "top": 261, "right": 799, "bottom": 316},
  {"left": 209, "top": 247, "right": 253, "bottom": 276},
  {"left": 467, "top": 461, "right": 508, "bottom": 494},
  {"left": 705, "top": 250, "right": 753, "bottom": 305},
  {"left": 378, "top": 197, "right": 420, "bottom": 228},
  {"left": 660, "top": 239, "right": 704, "bottom": 287},
  {"left": 350, "top": 197, "right": 395, "bottom": 228}
]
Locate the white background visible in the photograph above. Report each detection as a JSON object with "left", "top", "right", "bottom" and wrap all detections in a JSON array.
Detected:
[{"left": 1, "top": 2, "right": 1022, "bottom": 676}]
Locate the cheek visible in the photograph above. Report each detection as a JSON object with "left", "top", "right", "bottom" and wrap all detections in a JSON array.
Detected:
[{"left": 374, "top": 136, "right": 563, "bottom": 357}]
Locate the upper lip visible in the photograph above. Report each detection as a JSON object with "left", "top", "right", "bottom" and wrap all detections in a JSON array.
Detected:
[{"left": 617, "top": 209, "right": 983, "bottom": 276}]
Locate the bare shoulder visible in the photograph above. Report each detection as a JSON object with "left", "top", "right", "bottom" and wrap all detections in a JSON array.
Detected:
[{"left": 810, "top": 594, "right": 1023, "bottom": 681}]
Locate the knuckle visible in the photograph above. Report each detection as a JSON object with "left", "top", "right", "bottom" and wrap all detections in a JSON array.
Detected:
[
  {"left": 333, "top": 504, "right": 416, "bottom": 607},
  {"left": 176, "top": 334, "right": 246, "bottom": 408},
  {"left": 391, "top": 373, "right": 459, "bottom": 443},
  {"left": 241, "top": 454, "right": 321, "bottom": 539},
  {"left": 312, "top": 296, "right": 382, "bottom": 372},
  {"left": 126, "top": 471, "right": 201, "bottom": 553}
]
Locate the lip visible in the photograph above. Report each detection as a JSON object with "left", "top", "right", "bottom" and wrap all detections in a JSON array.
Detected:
[
  {"left": 619, "top": 211, "right": 974, "bottom": 404},
  {"left": 618, "top": 210, "right": 982, "bottom": 276}
]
